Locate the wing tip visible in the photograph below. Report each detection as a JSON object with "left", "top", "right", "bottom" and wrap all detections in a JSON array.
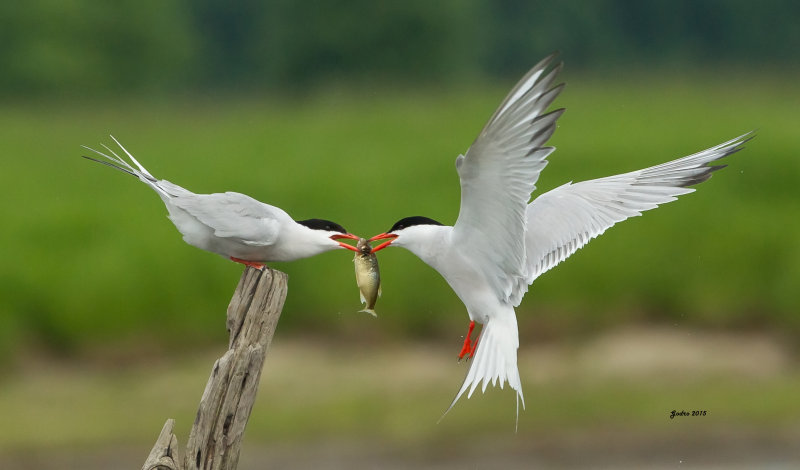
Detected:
[{"left": 81, "top": 154, "right": 137, "bottom": 176}]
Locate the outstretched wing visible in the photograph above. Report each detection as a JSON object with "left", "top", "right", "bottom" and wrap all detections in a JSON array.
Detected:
[
  {"left": 515, "top": 132, "right": 753, "bottom": 303},
  {"left": 452, "top": 53, "right": 565, "bottom": 302},
  {"left": 171, "top": 191, "right": 285, "bottom": 246}
]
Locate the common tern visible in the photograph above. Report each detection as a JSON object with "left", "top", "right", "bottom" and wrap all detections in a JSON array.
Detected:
[
  {"left": 369, "top": 53, "right": 752, "bottom": 425},
  {"left": 84, "top": 137, "right": 360, "bottom": 269}
]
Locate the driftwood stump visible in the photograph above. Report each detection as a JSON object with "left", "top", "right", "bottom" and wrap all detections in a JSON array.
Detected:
[{"left": 142, "top": 267, "right": 288, "bottom": 470}]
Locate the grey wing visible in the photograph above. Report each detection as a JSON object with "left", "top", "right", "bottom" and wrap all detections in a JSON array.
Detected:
[
  {"left": 452, "top": 53, "right": 565, "bottom": 302},
  {"left": 171, "top": 191, "right": 285, "bottom": 246},
  {"left": 513, "top": 132, "right": 753, "bottom": 304},
  {"left": 82, "top": 137, "right": 284, "bottom": 247}
]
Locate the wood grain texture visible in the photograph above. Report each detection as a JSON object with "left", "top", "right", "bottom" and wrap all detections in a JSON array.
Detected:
[
  {"left": 142, "top": 267, "right": 288, "bottom": 470},
  {"left": 142, "top": 419, "right": 181, "bottom": 470}
]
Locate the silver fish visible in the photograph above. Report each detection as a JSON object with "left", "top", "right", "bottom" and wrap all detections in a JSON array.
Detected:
[{"left": 353, "top": 237, "right": 381, "bottom": 316}]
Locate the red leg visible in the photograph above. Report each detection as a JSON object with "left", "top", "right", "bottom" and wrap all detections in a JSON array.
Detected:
[
  {"left": 468, "top": 329, "right": 481, "bottom": 359},
  {"left": 230, "top": 257, "right": 266, "bottom": 271},
  {"left": 458, "top": 321, "right": 476, "bottom": 361}
]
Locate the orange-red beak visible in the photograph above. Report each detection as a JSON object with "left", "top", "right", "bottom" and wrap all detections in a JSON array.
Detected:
[
  {"left": 331, "top": 233, "right": 361, "bottom": 252},
  {"left": 368, "top": 233, "right": 398, "bottom": 252}
]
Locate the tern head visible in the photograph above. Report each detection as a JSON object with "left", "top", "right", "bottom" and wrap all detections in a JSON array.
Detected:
[
  {"left": 295, "top": 218, "right": 360, "bottom": 252},
  {"left": 369, "top": 216, "right": 444, "bottom": 252}
]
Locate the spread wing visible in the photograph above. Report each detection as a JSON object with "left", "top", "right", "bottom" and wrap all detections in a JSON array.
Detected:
[
  {"left": 171, "top": 191, "right": 285, "bottom": 246},
  {"left": 452, "top": 53, "right": 565, "bottom": 301},
  {"left": 515, "top": 132, "right": 753, "bottom": 303}
]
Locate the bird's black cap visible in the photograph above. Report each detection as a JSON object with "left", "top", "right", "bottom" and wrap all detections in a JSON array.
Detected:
[
  {"left": 296, "top": 218, "right": 348, "bottom": 234},
  {"left": 388, "top": 216, "right": 443, "bottom": 232}
]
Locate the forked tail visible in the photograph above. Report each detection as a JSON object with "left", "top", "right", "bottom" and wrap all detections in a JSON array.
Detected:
[{"left": 441, "top": 313, "right": 525, "bottom": 429}]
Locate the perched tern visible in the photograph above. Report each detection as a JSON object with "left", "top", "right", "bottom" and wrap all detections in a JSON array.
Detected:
[
  {"left": 84, "top": 137, "right": 360, "bottom": 269},
  {"left": 369, "top": 53, "right": 752, "bottom": 424}
]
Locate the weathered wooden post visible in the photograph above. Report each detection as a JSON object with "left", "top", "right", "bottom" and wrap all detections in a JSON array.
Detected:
[{"left": 142, "top": 266, "right": 288, "bottom": 470}]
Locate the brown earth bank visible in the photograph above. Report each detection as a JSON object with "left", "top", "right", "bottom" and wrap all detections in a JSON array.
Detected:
[
  {"left": 1, "top": 326, "right": 797, "bottom": 469},
  {"left": 3, "top": 428, "right": 799, "bottom": 470}
]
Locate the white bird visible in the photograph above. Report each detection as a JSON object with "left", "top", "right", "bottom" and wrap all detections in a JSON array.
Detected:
[
  {"left": 368, "top": 53, "right": 752, "bottom": 425},
  {"left": 83, "top": 137, "right": 360, "bottom": 268}
]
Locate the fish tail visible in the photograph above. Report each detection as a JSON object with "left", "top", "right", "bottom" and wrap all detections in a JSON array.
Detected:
[{"left": 358, "top": 308, "right": 378, "bottom": 317}]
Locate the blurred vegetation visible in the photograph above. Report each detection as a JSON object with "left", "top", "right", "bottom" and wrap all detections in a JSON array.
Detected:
[
  {"left": 0, "top": 0, "right": 798, "bottom": 98},
  {"left": 0, "top": 0, "right": 797, "bottom": 360},
  {"left": 0, "top": 73, "right": 797, "bottom": 360}
]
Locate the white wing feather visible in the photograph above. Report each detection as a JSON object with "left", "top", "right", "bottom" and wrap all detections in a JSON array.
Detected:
[
  {"left": 452, "top": 53, "right": 565, "bottom": 302},
  {"left": 516, "top": 132, "right": 753, "bottom": 301},
  {"left": 84, "top": 137, "right": 285, "bottom": 247},
  {"left": 170, "top": 192, "right": 283, "bottom": 246}
]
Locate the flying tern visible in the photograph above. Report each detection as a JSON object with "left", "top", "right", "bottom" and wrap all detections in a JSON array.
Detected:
[
  {"left": 369, "top": 53, "right": 752, "bottom": 424},
  {"left": 84, "top": 137, "right": 360, "bottom": 269}
]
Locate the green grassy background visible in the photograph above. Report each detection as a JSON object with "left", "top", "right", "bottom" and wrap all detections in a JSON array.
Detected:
[
  {"left": 1, "top": 69, "right": 796, "bottom": 360},
  {"left": 2, "top": 2, "right": 798, "bottom": 467},
  {"left": 0, "top": 68, "right": 798, "bottom": 468}
]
